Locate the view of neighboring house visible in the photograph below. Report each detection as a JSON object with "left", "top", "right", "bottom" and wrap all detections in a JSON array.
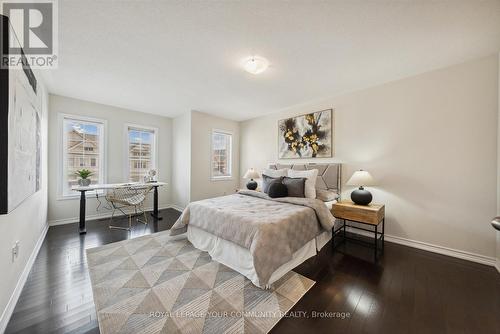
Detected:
[
  {"left": 128, "top": 140, "right": 152, "bottom": 182},
  {"left": 66, "top": 128, "right": 153, "bottom": 186},
  {"left": 66, "top": 129, "right": 100, "bottom": 188}
]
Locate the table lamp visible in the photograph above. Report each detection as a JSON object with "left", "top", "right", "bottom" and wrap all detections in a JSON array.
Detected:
[
  {"left": 346, "top": 170, "right": 375, "bottom": 205},
  {"left": 243, "top": 168, "right": 260, "bottom": 190}
]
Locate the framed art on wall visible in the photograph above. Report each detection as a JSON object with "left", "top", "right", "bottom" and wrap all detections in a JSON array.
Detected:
[
  {"left": 1, "top": 15, "right": 43, "bottom": 214},
  {"left": 278, "top": 109, "right": 334, "bottom": 159}
]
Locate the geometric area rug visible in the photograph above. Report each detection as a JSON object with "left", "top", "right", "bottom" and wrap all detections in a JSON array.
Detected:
[{"left": 86, "top": 230, "right": 315, "bottom": 334}]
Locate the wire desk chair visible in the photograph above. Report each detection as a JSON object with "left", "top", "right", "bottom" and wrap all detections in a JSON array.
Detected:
[{"left": 105, "top": 185, "right": 153, "bottom": 231}]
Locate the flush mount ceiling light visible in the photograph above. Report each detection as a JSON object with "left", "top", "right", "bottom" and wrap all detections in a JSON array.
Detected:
[{"left": 242, "top": 56, "right": 269, "bottom": 75}]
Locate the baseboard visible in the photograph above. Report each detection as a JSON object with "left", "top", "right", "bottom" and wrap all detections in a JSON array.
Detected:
[
  {"left": 0, "top": 223, "right": 49, "bottom": 333},
  {"left": 169, "top": 204, "right": 185, "bottom": 212},
  {"left": 48, "top": 205, "right": 180, "bottom": 226},
  {"left": 384, "top": 234, "right": 496, "bottom": 267},
  {"left": 342, "top": 226, "right": 497, "bottom": 267}
]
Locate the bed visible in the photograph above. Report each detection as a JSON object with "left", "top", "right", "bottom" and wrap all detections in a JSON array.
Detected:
[{"left": 171, "top": 163, "right": 342, "bottom": 288}]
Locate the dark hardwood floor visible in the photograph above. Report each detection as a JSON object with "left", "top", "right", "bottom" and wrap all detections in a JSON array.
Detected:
[
  {"left": 5, "top": 210, "right": 500, "bottom": 334},
  {"left": 5, "top": 209, "right": 179, "bottom": 334}
]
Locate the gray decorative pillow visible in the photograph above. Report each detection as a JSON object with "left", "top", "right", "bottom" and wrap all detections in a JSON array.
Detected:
[
  {"left": 316, "top": 189, "right": 339, "bottom": 202},
  {"left": 282, "top": 177, "right": 306, "bottom": 198},
  {"left": 268, "top": 182, "right": 288, "bottom": 198},
  {"left": 262, "top": 175, "right": 284, "bottom": 194}
]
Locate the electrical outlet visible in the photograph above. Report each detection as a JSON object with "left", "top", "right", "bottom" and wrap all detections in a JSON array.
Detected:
[{"left": 12, "top": 241, "right": 20, "bottom": 262}]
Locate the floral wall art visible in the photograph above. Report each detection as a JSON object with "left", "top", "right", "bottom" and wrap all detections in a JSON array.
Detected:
[{"left": 278, "top": 109, "right": 333, "bottom": 159}]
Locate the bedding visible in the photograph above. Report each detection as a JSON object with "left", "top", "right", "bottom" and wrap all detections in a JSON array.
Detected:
[
  {"left": 267, "top": 163, "right": 342, "bottom": 201},
  {"left": 282, "top": 176, "right": 306, "bottom": 197},
  {"left": 316, "top": 189, "right": 339, "bottom": 202},
  {"left": 288, "top": 168, "right": 319, "bottom": 199},
  {"left": 188, "top": 226, "right": 331, "bottom": 287},
  {"left": 268, "top": 182, "right": 288, "bottom": 198},
  {"left": 324, "top": 200, "right": 337, "bottom": 210},
  {"left": 261, "top": 174, "right": 283, "bottom": 193},
  {"left": 170, "top": 189, "right": 335, "bottom": 287},
  {"left": 262, "top": 168, "right": 288, "bottom": 178}
]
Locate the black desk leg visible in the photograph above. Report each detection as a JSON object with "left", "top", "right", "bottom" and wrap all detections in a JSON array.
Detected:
[
  {"left": 374, "top": 223, "right": 378, "bottom": 261},
  {"left": 150, "top": 186, "right": 163, "bottom": 220},
  {"left": 79, "top": 191, "right": 87, "bottom": 234}
]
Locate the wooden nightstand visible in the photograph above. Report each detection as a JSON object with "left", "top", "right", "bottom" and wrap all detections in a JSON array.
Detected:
[{"left": 331, "top": 201, "right": 385, "bottom": 260}]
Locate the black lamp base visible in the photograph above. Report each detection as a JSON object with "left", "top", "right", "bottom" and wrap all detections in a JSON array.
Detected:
[
  {"left": 246, "top": 179, "right": 258, "bottom": 190},
  {"left": 351, "top": 186, "right": 372, "bottom": 205}
]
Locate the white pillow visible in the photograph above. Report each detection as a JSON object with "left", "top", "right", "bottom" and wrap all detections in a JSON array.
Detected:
[
  {"left": 287, "top": 169, "right": 318, "bottom": 199},
  {"left": 262, "top": 168, "right": 288, "bottom": 178},
  {"left": 316, "top": 189, "right": 339, "bottom": 202}
]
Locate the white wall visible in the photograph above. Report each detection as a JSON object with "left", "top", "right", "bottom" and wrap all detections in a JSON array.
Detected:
[
  {"left": 0, "top": 79, "right": 48, "bottom": 331},
  {"left": 171, "top": 112, "right": 192, "bottom": 209},
  {"left": 190, "top": 111, "right": 240, "bottom": 202},
  {"left": 497, "top": 52, "right": 500, "bottom": 272},
  {"left": 171, "top": 111, "right": 240, "bottom": 208},
  {"left": 47, "top": 95, "right": 172, "bottom": 223},
  {"left": 240, "top": 55, "right": 499, "bottom": 261}
]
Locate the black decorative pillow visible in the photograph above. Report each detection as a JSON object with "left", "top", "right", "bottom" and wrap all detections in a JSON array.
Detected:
[
  {"left": 268, "top": 182, "right": 288, "bottom": 198},
  {"left": 262, "top": 175, "right": 284, "bottom": 194},
  {"left": 282, "top": 177, "right": 306, "bottom": 198}
]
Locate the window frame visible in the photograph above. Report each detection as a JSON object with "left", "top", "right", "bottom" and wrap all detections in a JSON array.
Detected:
[
  {"left": 124, "top": 123, "right": 158, "bottom": 182},
  {"left": 210, "top": 129, "right": 233, "bottom": 181},
  {"left": 57, "top": 113, "right": 107, "bottom": 200}
]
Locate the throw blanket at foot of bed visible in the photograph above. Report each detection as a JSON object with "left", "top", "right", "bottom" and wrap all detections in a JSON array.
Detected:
[{"left": 170, "top": 190, "right": 335, "bottom": 287}]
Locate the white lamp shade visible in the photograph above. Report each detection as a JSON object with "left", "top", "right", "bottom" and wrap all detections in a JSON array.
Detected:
[
  {"left": 346, "top": 170, "right": 375, "bottom": 187},
  {"left": 243, "top": 168, "right": 260, "bottom": 179}
]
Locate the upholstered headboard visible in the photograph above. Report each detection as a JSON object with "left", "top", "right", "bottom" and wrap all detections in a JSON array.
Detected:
[{"left": 268, "top": 162, "right": 342, "bottom": 196}]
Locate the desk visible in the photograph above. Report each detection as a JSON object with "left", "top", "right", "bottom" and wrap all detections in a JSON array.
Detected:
[{"left": 72, "top": 182, "right": 167, "bottom": 234}]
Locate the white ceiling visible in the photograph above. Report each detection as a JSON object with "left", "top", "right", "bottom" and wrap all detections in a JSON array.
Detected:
[{"left": 41, "top": 0, "right": 500, "bottom": 121}]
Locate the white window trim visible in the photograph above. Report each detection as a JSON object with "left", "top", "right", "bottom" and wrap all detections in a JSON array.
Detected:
[
  {"left": 210, "top": 129, "right": 233, "bottom": 181},
  {"left": 57, "top": 113, "right": 107, "bottom": 200},
  {"left": 123, "top": 123, "right": 159, "bottom": 182}
]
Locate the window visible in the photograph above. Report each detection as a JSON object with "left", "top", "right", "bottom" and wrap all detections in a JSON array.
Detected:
[
  {"left": 211, "top": 130, "right": 232, "bottom": 179},
  {"left": 126, "top": 125, "right": 157, "bottom": 182},
  {"left": 60, "top": 115, "right": 105, "bottom": 197}
]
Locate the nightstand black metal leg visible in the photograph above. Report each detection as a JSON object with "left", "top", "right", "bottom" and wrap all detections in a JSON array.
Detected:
[
  {"left": 343, "top": 219, "right": 346, "bottom": 240},
  {"left": 374, "top": 223, "right": 378, "bottom": 261},
  {"left": 332, "top": 225, "right": 335, "bottom": 251},
  {"left": 382, "top": 218, "right": 385, "bottom": 252}
]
